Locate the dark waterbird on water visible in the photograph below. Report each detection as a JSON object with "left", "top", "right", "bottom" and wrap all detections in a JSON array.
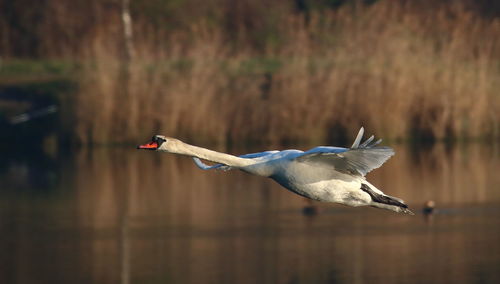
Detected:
[{"left": 138, "top": 127, "right": 414, "bottom": 215}]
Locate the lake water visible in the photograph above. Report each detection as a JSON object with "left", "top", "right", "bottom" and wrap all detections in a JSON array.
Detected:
[{"left": 1, "top": 143, "right": 499, "bottom": 284}]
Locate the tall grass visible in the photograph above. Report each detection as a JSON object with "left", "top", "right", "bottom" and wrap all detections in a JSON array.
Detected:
[{"left": 71, "top": 1, "right": 500, "bottom": 145}]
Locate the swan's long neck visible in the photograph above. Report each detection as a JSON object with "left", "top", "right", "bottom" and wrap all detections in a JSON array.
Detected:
[{"left": 167, "top": 141, "right": 254, "bottom": 168}]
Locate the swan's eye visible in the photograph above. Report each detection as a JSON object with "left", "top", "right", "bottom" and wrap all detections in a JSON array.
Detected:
[{"left": 154, "top": 136, "right": 167, "bottom": 147}]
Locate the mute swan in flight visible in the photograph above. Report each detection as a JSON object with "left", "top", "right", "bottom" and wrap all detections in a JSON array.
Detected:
[{"left": 137, "top": 127, "right": 414, "bottom": 215}]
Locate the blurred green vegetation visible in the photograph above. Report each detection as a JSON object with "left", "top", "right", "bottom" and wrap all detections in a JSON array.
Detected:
[{"left": 0, "top": 60, "right": 77, "bottom": 76}]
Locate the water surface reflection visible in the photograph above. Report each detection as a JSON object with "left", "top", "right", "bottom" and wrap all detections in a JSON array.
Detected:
[{"left": 1, "top": 143, "right": 499, "bottom": 283}]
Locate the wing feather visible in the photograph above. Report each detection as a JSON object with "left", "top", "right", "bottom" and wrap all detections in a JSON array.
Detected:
[
  {"left": 193, "top": 157, "right": 231, "bottom": 170},
  {"left": 351, "top": 127, "right": 364, "bottom": 148},
  {"left": 359, "top": 135, "right": 374, "bottom": 148},
  {"left": 296, "top": 127, "right": 394, "bottom": 176}
]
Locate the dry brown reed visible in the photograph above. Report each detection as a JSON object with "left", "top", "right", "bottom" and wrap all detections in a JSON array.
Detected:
[{"left": 71, "top": 0, "right": 500, "bottom": 145}]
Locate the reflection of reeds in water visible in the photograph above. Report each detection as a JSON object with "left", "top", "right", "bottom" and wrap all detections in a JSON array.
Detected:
[
  {"left": 4, "top": 145, "right": 496, "bottom": 283},
  {"left": 73, "top": 144, "right": 500, "bottom": 230},
  {"left": 72, "top": 2, "right": 500, "bottom": 145},
  {"left": 72, "top": 147, "right": 299, "bottom": 283},
  {"left": 73, "top": 147, "right": 299, "bottom": 229},
  {"left": 68, "top": 144, "right": 500, "bottom": 283}
]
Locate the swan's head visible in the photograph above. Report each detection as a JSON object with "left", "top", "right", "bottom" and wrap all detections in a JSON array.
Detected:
[{"left": 137, "top": 135, "right": 170, "bottom": 151}]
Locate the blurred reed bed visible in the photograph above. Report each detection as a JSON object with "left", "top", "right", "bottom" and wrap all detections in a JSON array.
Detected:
[{"left": 71, "top": 1, "right": 500, "bottom": 145}]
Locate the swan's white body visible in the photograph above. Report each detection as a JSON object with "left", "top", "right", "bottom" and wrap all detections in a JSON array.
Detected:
[{"left": 138, "top": 127, "right": 413, "bottom": 215}]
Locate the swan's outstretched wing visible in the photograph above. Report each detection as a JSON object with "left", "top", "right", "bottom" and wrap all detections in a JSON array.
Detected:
[
  {"left": 295, "top": 127, "right": 394, "bottom": 176},
  {"left": 193, "top": 151, "right": 279, "bottom": 171},
  {"left": 238, "top": 151, "right": 280, "bottom": 159},
  {"left": 296, "top": 147, "right": 394, "bottom": 176},
  {"left": 193, "top": 157, "right": 230, "bottom": 170}
]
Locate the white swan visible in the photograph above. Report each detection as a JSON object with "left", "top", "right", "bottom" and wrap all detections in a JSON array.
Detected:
[{"left": 137, "top": 127, "right": 414, "bottom": 215}]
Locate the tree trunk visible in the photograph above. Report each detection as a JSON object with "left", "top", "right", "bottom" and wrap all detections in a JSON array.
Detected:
[{"left": 121, "top": 0, "right": 135, "bottom": 60}]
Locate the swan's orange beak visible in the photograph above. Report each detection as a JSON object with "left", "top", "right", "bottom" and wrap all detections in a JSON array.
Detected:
[{"left": 137, "top": 141, "right": 159, "bottom": 150}]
